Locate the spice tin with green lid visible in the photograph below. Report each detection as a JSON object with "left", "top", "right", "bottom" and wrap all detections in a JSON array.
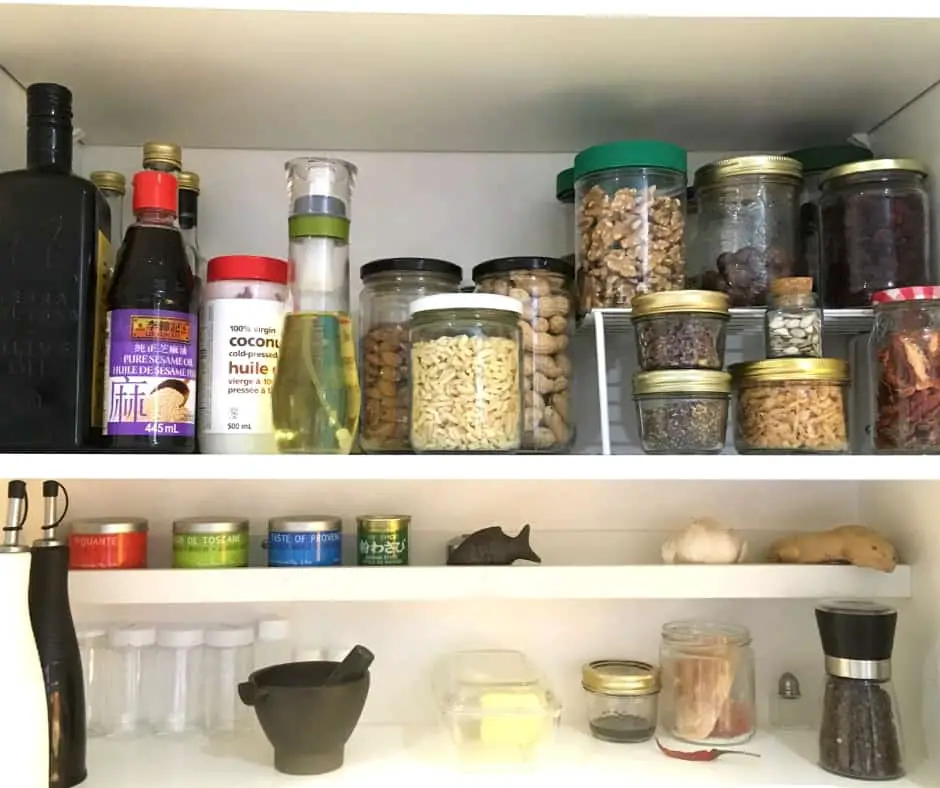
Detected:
[
  {"left": 357, "top": 515, "right": 410, "bottom": 566},
  {"left": 172, "top": 516, "right": 250, "bottom": 568}
]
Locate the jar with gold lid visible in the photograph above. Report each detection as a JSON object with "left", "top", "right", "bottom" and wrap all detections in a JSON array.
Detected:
[
  {"left": 631, "top": 289, "right": 730, "bottom": 371},
  {"left": 581, "top": 659, "right": 660, "bottom": 743},
  {"left": 819, "top": 158, "right": 930, "bottom": 307},
  {"left": 690, "top": 155, "right": 803, "bottom": 306},
  {"left": 730, "top": 358, "right": 849, "bottom": 454}
]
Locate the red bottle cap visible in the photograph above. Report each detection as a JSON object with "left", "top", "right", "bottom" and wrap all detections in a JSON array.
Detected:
[
  {"left": 132, "top": 170, "right": 178, "bottom": 214},
  {"left": 207, "top": 255, "right": 289, "bottom": 284}
]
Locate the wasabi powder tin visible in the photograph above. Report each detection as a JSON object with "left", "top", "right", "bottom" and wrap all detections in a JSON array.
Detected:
[
  {"left": 266, "top": 515, "right": 343, "bottom": 567},
  {"left": 172, "top": 516, "right": 250, "bottom": 568},
  {"left": 356, "top": 515, "right": 410, "bottom": 566}
]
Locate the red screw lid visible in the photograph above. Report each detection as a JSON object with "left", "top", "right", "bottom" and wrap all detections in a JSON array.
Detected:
[
  {"left": 132, "top": 170, "right": 178, "bottom": 214},
  {"left": 207, "top": 255, "right": 289, "bottom": 285},
  {"left": 871, "top": 286, "right": 940, "bottom": 304}
]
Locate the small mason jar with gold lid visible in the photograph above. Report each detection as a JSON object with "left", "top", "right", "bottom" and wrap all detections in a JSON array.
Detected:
[
  {"left": 581, "top": 659, "right": 660, "bottom": 743},
  {"left": 690, "top": 155, "right": 803, "bottom": 306}
]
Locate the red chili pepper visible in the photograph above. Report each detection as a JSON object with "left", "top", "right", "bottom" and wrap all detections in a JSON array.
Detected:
[{"left": 655, "top": 737, "right": 761, "bottom": 762}]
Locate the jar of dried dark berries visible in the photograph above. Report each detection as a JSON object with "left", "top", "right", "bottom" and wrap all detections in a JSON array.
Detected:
[
  {"left": 631, "top": 289, "right": 730, "bottom": 371},
  {"left": 870, "top": 286, "right": 940, "bottom": 453},
  {"left": 690, "top": 155, "right": 803, "bottom": 306},
  {"left": 819, "top": 159, "right": 931, "bottom": 307}
]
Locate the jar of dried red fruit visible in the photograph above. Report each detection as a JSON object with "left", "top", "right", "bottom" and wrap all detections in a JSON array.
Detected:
[
  {"left": 871, "top": 286, "right": 940, "bottom": 453},
  {"left": 819, "top": 159, "right": 931, "bottom": 307}
]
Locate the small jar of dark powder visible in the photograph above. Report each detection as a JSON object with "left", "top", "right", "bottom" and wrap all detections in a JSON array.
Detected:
[
  {"left": 582, "top": 659, "right": 660, "bottom": 744},
  {"left": 633, "top": 370, "right": 731, "bottom": 454}
]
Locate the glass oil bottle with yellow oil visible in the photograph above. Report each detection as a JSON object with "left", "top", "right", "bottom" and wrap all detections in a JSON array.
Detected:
[{"left": 271, "top": 158, "right": 360, "bottom": 454}]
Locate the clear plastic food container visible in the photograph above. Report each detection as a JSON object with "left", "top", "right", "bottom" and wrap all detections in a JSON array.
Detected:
[{"left": 432, "top": 649, "right": 561, "bottom": 764}]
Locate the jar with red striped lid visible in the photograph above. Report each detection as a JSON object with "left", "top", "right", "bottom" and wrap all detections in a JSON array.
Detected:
[{"left": 871, "top": 285, "right": 940, "bottom": 453}]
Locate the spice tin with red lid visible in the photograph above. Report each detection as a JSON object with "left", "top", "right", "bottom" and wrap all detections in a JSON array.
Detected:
[{"left": 68, "top": 517, "right": 149, "bottom": 569}]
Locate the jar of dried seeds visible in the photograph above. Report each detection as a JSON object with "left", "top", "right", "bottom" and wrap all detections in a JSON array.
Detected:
[
  {"left": 359, "top": 257, "right": 462, "bottom": 453},
  {"left": 764, "top": 277, "right": 823, "bottom": 358},
  {"left": 730, "top": 358, "right": 849, "bottom": 454},
  {"left": 409, "top": 293, "right": 522, "bottom": 453},
  {"left": 633, "top": 370, "right": 731, "bottom": 454},
  {"left": 631, "top": 290, "right": 730, "bottom": 371},
  {"left": 473, "top": 257, "right": 574, "bottom": 452},
  {"left": 574, "top": 140, "right": 687, "bottom": 309}
]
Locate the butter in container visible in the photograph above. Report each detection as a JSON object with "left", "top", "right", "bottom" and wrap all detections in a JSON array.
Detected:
[
  {"left": 68, "top": 517, "right": 149, "bottom": 569},
  {"left": 432, "top": 649, "right": 561, "bottom": 764},
  {"left": 266, "top": 515, "right": 343, "bottom": 567},
  {"left": 172, "top": 516, "right": 250, "bottom": 569}
]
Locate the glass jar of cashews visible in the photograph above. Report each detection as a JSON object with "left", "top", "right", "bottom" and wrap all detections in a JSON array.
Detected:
[{"left": 408, "top": 293, "right": 523, "bottom": 453}]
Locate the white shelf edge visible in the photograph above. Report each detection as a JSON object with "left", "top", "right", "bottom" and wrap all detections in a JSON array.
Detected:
[
  {"left": 8, "top": 454, "right": 940, "bottom": 481},
  {"left": 68, "top": 564, "right": 912, "bottom": 605}
]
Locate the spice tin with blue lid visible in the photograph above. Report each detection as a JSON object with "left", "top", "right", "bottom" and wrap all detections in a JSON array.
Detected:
[{"left": 266, "top": 515, "right": 343, "bottom": 567}]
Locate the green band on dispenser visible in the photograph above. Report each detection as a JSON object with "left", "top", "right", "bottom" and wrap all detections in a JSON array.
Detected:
[{"left": 289, "top": 215, "right": 350, "bottom": 241}]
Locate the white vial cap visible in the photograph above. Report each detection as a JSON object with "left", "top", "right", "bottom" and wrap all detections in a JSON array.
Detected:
[
  {"left": 157, "top": 626, "right": 205, "bottom": 649},
  {"left": 206, "top": 625, "right": 254, "bottom": 649},
  {"left": 257, "top": 618, "right": 290, "bottom": 642},
  {"left": 109, "top": 625, "right": 157, "bottom": 649},
  {"left": 76, "top": 625, "right": 107, "bottom": 641}
]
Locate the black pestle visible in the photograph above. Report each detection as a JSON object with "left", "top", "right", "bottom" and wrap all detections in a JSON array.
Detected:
[{"left": 322, "top": 645, "right": 374, "bottom": 686}]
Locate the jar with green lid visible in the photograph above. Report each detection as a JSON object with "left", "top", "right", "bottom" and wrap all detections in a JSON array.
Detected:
[
  {"left": 582, "top": 659, "right": 660, "bottom": 743},
  {"left": 691, "top": 155, "right": 803, "bottom": 306},
  {"left": 730, "top": 358, "right": 849, "bottom": 454},
  {"left": 357, "top": 515, "right": 410, "bottom": 566},
  {"left": 172, "top": 517, "right": 250, "bottom": 568},
  {"left": 633, "top": 370, "right": 730, "bottom": 454},
  {"left": 473, "top": 257, "right": 575, "bottom": 453},
  {"left": 409, "top": 293, "right": 523, "bottom": 453},
  {"left": 785, "top": 144, "right": 873, "bottom": 279},
  {"left": 819, "top": 158, "right": 930, "bottom": 307},
  {"left": 359, "top": 257, "right": 462, "bottom": 453},
  {"left": 631, "top": 289, "right": 730, "bottom": 371},
  {"left": 574, "top": 140, "right": 687, "bottom": 310}
]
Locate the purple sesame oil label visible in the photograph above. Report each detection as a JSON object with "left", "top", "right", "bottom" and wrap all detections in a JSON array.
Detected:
[{"left": 103, "top": 308, "right": 197, "bottom": 437}]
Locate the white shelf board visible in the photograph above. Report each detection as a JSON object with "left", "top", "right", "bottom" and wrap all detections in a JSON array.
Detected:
[
  {"left": 68, "top": 564, "right": 911, "bottom": 605},
  {"left": 8, "top": 454, "right": 940, "bottom": 482},
  {"left": 0, "top": 7, "right": 937, "bottom": 151},
  {"left": 84, "top": 726, "right": 935, "bottom": 787}
]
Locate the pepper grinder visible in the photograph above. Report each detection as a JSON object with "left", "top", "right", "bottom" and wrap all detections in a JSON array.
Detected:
[
  {"left": 0, "top": 481, "right": 49, "bottom": 788},
  {"left": 28, "top": 480, "right": 86, "bottom": 788}
]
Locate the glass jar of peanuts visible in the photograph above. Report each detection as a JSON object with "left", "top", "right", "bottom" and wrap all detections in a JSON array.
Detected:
[
  {"left": 659, "top": 621, "right": 756, "bottom": 746},
  {"left": 574, "top": 140, "right": 687, "bottom": 310},
  {"left": 472, "top": 257, "right": 575, "bottom": 453},
  {"left": 358, "top": 257, "right": 462, "bottom": 453},
  {"left": 729, "top": 358, "right": 850, "bottom": 454},
  {"left": 409, "top": 293, "right": 523, "bottom": 453}
]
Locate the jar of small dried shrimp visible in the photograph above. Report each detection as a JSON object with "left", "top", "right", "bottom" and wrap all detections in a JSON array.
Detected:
[
  {"left": 409, "top": 293, "right": 522, "bottom": 453},
  {"left": 729, "top": 358, "right": 849, "bottom": 454},
  {"left": 473, "top": 257, "right": 574, "bottom": 453}
]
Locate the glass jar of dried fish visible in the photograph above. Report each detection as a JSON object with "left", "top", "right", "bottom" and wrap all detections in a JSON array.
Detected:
[{"left": 659, "top": 620, "right": 756, "bottom": 746}]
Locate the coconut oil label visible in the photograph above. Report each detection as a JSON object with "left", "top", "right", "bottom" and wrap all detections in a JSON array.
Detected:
[{"left": 103, "top": 308, "right": 197, "bottom": 437}]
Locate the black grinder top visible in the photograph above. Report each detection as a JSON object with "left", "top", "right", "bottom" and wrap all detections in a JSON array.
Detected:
[{"left": 815, "top": 600, "right": 897, "bottom": 662}]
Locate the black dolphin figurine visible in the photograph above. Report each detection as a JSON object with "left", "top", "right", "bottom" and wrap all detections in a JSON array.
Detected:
[{"left": 446, "top": 524, "right": 541, "bottom": 566}]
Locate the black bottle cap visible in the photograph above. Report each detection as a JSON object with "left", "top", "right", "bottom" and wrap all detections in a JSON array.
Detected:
[
  {"left": 815, "top": 600, "right": 897, "bottom": 662},
  {"left": 26, "top": 83, "right": 73, "bottom": 124}
]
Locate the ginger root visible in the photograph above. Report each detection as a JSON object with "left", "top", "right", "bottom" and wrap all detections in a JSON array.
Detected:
[{"left": 768, "top": 525, "right": 898, "bottom": 573}]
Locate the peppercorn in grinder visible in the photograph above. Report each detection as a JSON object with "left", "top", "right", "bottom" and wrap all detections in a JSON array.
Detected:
[
  {"left": 29, "top": 481, "right": 86, "bottom": 787},
  {"left": 815, "top": 600, "right": 903, "bottom": 781}
]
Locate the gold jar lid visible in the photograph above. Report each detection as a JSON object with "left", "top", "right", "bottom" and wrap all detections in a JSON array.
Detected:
[
  {"left": 820, "top": 157, "right": 928, "bottom": 185},
  {"left": 142, "top": 141, "right": 183, "bottom": 170},
  {"left": 694, "top": 155, "right": 802, "bottom": 188},
  {"left": 729, "top": 358, "right": 849, "bottom": 383},
  {"left": 357, "top": 515, "right": 410, "bottom": 533},
  {"left": 178, "top": 171, "right": 200, "bottom": 193},
  {"left": 633, "top": 370, "right": 731, "bottom": 396},
  {"left": 631, "top": 289, "right": 730, "bottom": 318},
  {"left": 89, "top": 170, "right": 126, "bottom": 195},
  {"left": 582, "top": 659, "right": 660, "bottom": 696}
]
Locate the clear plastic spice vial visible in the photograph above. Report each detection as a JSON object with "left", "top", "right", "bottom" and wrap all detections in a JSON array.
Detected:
[
  {"left": 106, "top": 625, "right": 157, "bottom": 738},
  {"left": 198, "top": 255, "right": 289, "bottom": 454},
  {"left": 581, "top": 659, "right": 660, "bottom": 743},
  {"left": 409, "top": 293, "right": 523, "bottom": 453},
  {"left": 659, "top": 620, "right": 756, "bottom": 746},
  {"left": 764, "top": 276, "right": 823, "bottom": 358},
  {"left": 358, "top": 257, "right": 462, "bottom": 453},
  {"left": 204, "top": 625, "right": 254, "bottom": 736},
  {"left": 153, "top": 626, "right": 205, "bottom": 736}
]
